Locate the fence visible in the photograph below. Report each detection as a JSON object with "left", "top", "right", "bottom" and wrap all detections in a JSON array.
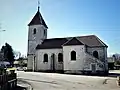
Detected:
[{"left": 0, "top": 71, "right": 17, "bottom": 90}]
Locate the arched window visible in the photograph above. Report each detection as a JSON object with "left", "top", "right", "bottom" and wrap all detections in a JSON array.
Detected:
[
  {"left": 58, "top": 53, "right": 63, "bottom": 62},
  {"left": 71, "top": 51, "right": 76, "bottom": 60},
  {"left": 93, "top": 51, "right": 99, "bottom": 59},
  {"left": 44, "top": 54, "right": 48, "bottom": 62},
  {"left": 44, "top": 29, "right": 46, "bottom": 35},
  {"left": 33, "top": 28, "right": 36, "bottom": 34}
]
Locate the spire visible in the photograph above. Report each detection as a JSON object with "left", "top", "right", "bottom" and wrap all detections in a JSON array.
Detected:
[
  {"left": 38, "top": 0, "right": 40, "bottom": 12},
  {"left": 28, "top": 0, "right": 48, "bottom": 28}
]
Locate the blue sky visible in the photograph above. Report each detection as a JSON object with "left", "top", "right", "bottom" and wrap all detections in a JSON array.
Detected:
[{"left": 0, "top": 0, "right": 120, "bottom": 56}]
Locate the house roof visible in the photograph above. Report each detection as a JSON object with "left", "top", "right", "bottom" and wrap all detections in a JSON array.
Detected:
[
  {"left": 28, "top": 9, "right": 48, "bottom": 28},
  {"left": 36, "top": 35, "right": 108, "bottom": 49}
]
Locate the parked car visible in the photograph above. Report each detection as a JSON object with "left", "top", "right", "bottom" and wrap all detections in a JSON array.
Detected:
[
  {"left": 23, "top": 67, "right": 27, "bottom": 71},
  {"left": 16, "top": 67, "right": 23, "bottom": 71},
  {"left": 0, "top": 61, "right": 10, "bottom": 69}
]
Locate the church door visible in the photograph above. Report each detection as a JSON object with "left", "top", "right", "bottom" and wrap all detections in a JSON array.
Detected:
[
  {"left": 51, "top": 54, "right": 55, "bottom": 72},
  {"left": 91, "top": 64, "right": 96, "bottom": 73}
]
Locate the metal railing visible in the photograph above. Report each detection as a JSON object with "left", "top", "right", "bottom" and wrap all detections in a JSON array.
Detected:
[{"left": 0, "top": 71, "right": 17, "bottom": 90}]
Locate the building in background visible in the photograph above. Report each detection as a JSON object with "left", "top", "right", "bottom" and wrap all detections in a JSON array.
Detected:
[
  {"left": 108, "top": 57, "right": 114, "bottom": 70},
  {"left": 14, "top": 58, "right": 27, "bottom": 68},
  {"left": 108, "top": 54, "right": 120, "bottom": 70}
]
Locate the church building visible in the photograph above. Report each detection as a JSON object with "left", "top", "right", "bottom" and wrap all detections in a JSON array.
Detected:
[{"left": 27, "top": 6, "right": 108, "bottom": 74}]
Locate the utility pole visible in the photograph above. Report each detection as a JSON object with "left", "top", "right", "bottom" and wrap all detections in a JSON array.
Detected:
[
  {"left": 0, "top": 23, "right": 6, "bottom": 67},
  {"left": 0, "top": 23, "right": 6, "bottom": 45},
  {"left": 0, "top": 23, "right": 6, "bottom": 32}
]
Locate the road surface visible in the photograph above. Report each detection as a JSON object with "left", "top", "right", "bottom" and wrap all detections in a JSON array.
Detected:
[{"left": 17, "top": 71, "right": 120, "bottom": 90}]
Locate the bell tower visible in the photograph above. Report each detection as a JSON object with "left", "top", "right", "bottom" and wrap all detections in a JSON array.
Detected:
[{"left": 27, "top": 5, "right": 48, "bottom": 70}]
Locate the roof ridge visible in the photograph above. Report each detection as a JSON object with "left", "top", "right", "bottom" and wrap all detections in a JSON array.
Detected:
[
  {"left": 45, "top": 37, "right": 67, "bottom": 40},
  {"left": 47, "top": 35, "right": 96, "bottom": 40}
]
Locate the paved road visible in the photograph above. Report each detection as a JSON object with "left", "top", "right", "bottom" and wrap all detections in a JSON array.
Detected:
[{"left": 17, "top": 71, "right": 120, "bottom": 90}]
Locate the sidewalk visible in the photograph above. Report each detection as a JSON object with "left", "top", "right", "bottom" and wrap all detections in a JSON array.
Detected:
[{"left": 17, "top": 78, "right": 33, "bottom": 90}]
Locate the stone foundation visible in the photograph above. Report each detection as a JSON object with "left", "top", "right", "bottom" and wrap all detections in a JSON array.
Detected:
[
  {"left": 64, "top": 70, "right": 108, "bottom": 76},
  {"left": 26, "top": 69, "right": 64, "bottom": 73}
]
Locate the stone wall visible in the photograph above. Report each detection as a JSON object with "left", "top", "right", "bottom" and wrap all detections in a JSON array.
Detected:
[
  {"left": 63, "top": 45, "right": 85, "bottom": 71},
  {"left": 86, "top": 46, "right": 108, "bottom": 71},
  {"left": 36, "top": 49, "right": 63, "bottom": 71}
]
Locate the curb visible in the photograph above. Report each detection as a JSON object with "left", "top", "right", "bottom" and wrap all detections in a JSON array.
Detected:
[{"left": 17, "top": 78, "right": 33, "bottom": 90}]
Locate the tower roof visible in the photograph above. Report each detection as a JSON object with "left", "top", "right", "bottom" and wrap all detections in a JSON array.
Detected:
[{"left": 28, "top": 9, "right": 48, "bottom": 28}]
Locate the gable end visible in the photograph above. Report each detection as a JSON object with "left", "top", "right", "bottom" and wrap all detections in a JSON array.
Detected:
[{"left": 63, "top": 37, "right": 84, "bottom": 46}]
